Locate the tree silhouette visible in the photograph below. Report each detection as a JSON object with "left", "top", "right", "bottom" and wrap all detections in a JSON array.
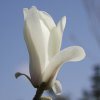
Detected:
[
  {"left": 79, "top": 90, "right": 90, "bottom": 100},
  {"left": 79, "top": 65, "right": 100, "bottom": 100},
  {"left": 91, "top": 65, "right": 100, "bottom": 100}
]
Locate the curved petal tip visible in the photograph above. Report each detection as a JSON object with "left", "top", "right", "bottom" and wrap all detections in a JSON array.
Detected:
[{"left": 75, "top": 46, "right": 86, "bottom": 61}]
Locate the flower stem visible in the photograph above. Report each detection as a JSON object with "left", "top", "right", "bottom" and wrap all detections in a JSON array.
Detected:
[{"left": 33, "top": 83, "right": 46, "bottom": 100}]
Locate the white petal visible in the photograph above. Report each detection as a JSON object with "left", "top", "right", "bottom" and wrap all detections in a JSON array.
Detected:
[
  {"left": 52, "top": 80, "right": 62, "bottom": 95},
  {"left": 24, "top": 6, "right": 49, "bottom": 85},
  {"left": 23, "top": 8, "right": 28, "bottom": 20},
  {"left": 42, "top": 46, "right": 86, "bottom": 82},
  {"left": 48, "top": 17, "right": 66, "bottom": 59},
  {"left": 48, "top": 27, "right": 61, "bottom": 59},
  {"left": 57, "top": 16, "right": 66, "bottom": 35},
  {"left": 39, "top": 11, "right": 56, "bottom": 31}
]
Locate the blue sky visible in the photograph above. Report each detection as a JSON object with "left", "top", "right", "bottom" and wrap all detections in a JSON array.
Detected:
[{"left": 0, "top": 0, "right": 99, "bottom": 100}]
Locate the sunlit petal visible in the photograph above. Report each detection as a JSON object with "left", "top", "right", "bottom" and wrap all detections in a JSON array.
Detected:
[
  {"left": 23, "top": 8, "right": 28, "bottom": 20},
  {"left": 39, "top": 11, "right": 56, "bottom": 31},
  {"left": 57, "top": 16, "right": 66, "bottom": 35},
  {"left": 43, "top": 46, "right": 86, "bottom": 82},
  {"left": 24, "top": 6, "right": 49, "bottom": 85},
  {"left": 48, "top": 27, "right": 61, "bottom": 59}
]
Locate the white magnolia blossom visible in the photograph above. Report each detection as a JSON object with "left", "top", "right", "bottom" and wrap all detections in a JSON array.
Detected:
[{"left": 15, "top": 6, "right": 86, "bottom": 95}]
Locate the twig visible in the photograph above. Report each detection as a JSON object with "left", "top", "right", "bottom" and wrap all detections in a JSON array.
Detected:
[{"left": 33, "top": 83, "right": 46, "bottom": 100}]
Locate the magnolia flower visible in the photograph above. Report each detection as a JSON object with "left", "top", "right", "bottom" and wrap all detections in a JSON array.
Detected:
[{"left": 15, "top": 6, "right": 86, "bottom": 95}]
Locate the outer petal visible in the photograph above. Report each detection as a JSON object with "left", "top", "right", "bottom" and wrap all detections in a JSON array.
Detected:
[
  {"left": 42, "top": 46, "right": 86, "bottom": 82},
  {"left": 39, "top": 11, "right": 56, "bottom": 31},
  {"left": 57, "top": 16, "right": 66, "bottom": 35},
  {"left": 52, "top": 80, "right": 62, "bottom": 95},
  {"left": 23, "top": 8, "right": 28, "bottom": 20},
  {"left": 48, "top": 17, "right": 67, "bottom": 86},
  {"left": 48, "top": 27, "right": 61, "bottom": 59},
  {"left": 48, "top": 17, "right": 66, "bottom": 59},
  {"left": 24, "top": 7, "right": 49, "bottom": 85}
]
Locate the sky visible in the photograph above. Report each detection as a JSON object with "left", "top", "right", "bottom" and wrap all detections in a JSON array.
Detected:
[{"left": 0, "top": 0, "right": 100, "bottom": 100}]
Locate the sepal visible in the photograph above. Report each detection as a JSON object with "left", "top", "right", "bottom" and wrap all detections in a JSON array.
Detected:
[
  {"left": 52, "top": 80, "right": 62, "bottom": 95},
  {"left": 15, "top": 72, "right": 37, "bottom": 88}
]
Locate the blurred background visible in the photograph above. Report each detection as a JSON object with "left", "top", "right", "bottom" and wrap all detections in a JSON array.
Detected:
[{"left": 0, "top": 0, "right": 100, "bottom": 100}]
